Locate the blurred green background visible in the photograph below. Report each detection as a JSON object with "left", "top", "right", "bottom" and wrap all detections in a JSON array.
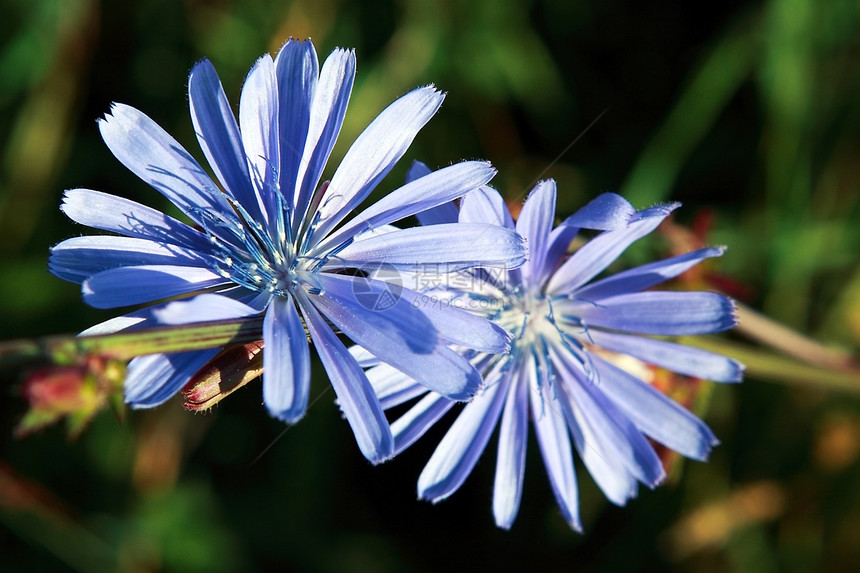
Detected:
[{"left": 2, "top": 0, "right": 860, "bottom": 571}]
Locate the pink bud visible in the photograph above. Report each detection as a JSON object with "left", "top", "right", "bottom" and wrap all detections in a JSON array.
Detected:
[{"left": 182, "top": 341, "right": 264, "bottom": 411}]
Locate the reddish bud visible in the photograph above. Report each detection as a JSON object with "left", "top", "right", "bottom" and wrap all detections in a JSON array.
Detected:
[
  {"left": 22, "top": 366, "right": 92, "bottom": 413},
  {"left": 182, "top": 341, "right": 264, "bottom": 411},
  {"left": 15, "top": 356, "right": 125, "bottom": 438}
]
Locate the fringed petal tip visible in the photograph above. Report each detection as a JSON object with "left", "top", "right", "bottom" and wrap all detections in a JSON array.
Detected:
[
  {"left": 681, "top": 435, "right": 722, "bottom": 463},
  {"left": 727, "top": 296, "right": 741, "bottom": 330},
  {"left": 703, "top": 436, "right": 722, "bottom": 457},
  {"left": 416, "top": 82, "right": 442, "bottom": 94},
  {"left": 443, "top": 366, "right": 483, "bottom": 402},
  {"left": 58, "top": 188, "right": 75, "bottom": 211},
  {"left": 605, "top": 490, "right": 637, "bottom": 509},
  {"left": 96, "top": 106, "right": 113, "bottom": 125},
  {"left": 278, "top": 37, "right": 314, "bottom": 49},
  {"left": 244, "top": 53, "right": 275, "bottom": 81},
  {"left": 456, "top": 159, "right": 495, "bottom": 176},
  {"left": 411, "top": 84, "right": 446, "bottom": 111},
  {"left": 267, "top": 406, "right": 306, "bottom": 425},
  {"left": 715, "top": 356, "right": 745, "bottom": 383},
  {"left": 556, "top": 505, "right": 584, "bottom": 533},
  {"left": 630, "top": 201, "right": 682, "bottom": 222},
  {"left": 497, "top": 329, "right": 514, "bottom": 354},
  {"left": 327, "top": 46, "right": 356, "bottom": 58},
  {"left": 369, "top": 450, "right": 396, "bottom": 466},
  {"left": 560, "top": 192, "right": 636, "bottom": 232},
  {"left": 417, "top": 489, "right": 448, "bottom": 504},
  {"left": 401, "top": 84, "right": 446, "bottom": 107},
  {"left": 523, "top": 178, "right": 554, "bottom": 198},
  {"left": 189, "top": 57, "right": 214, "bottom": 77},
  {"left": 733, "top": 360, "right": 747, "bottom": 380},
  {"left": 98, "top": 101, "right": 129, "bottom": 125},
  {"left": 646, "top": 470, "right": 668, "bottom": 490}
]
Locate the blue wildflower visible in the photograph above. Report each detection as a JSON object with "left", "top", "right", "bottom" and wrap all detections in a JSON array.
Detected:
[
  {"left": 49, "top": 40, "right": 526, "bottom": 463},
  {"left": 363, "top": 173, "right": 743, "bottom": 528}
]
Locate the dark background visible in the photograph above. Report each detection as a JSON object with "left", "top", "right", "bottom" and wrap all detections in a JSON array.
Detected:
[{"left": 2, "top": 0, "right": 860, "bottom": 571}]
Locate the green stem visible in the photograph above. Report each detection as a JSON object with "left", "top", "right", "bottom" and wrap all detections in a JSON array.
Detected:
[
  {"left": 684, "top": 336, "right": 860, "bottom": 395},
  {"left": 0, "top": 317, "right": 263, "bottom": 367}
]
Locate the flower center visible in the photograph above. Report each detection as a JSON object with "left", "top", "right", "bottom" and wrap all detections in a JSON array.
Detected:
[
  {"left": 194, "top": 193, "right": 320, "bottom": 297},
  {"left": 494, "top": 286, "right": 593, "bottom": 383},
  {"left": 498, "top": 288, "right": 554, "bottom": 347}
]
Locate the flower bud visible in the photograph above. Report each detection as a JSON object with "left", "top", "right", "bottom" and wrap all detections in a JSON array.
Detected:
[
  {"left": 16, "top": 356, "right": 125, "bottom": 437},
  {"left": 181, "top": 341, "right": 264, "bottom": 411}
]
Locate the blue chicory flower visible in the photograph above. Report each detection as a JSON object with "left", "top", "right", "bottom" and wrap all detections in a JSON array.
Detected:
[
  {"left": 49, "top": 40, "right": 526, "bottom": 463},
  {"left": 361, "top": 170, "right": 743, "bottom": 528}
]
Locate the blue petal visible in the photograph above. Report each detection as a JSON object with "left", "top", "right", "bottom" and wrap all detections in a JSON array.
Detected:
[
  {"left": 543, "top": 344, "right": 638, "bottom": 504},
  {"left": 546, "top": 203, "right": 678, "bottom": 296},
  {"left": 542, "top": 224, "right": 577, "bottom": 278},
  {"left": 459, "top": 186, "right": 515, "bottom": 229},
  {"left": 366, "top": 363, "right": 427, "bottom": 408},
  {"left": 407, "top": 161, "right": 460, "bottom": 226},
  {"left": 98, "top": 103, "right": 233, "bottom": 228},
  {"left": 273, "top": 40, "right": 316, "bottom": 213},
  {"left": 314, "top": 85, "right": 445, "bottom": 239},
  {"left": 83, "top": 265, "right": 227, "bottom": 308},
  {"left": 188, "top": 59, "right": 257, "bottom": 216},
  {"left": 239, "top": 53, "right": 280, "bottom": 229},
  {"left": 310, "top": 274, "right": 482, "bottom": 400},
  {"left": 50, "top": 236, "right": 213, "bottom": 284},
  {"left": 333, "top": 223, "right": 527, "bottom": 271},
  {"left": 119, "top": 294, "right": 264, "bottom": 405},
  {"left": 555, "top": 350, "right": 666, "bottom": 490},
  {"left": 79, "top": 302, "right": 177, "bottom": 336},
  {"left": 493, "top": 371, "right": 529, "bottom": 529},
  {"left": 458, "top": 186, "right": 521, "bottom": 284},
  {"left": 316, "top": 161, "right": 496, "bottom": 252},
  {"left": 417, "top": 371, "right": 508, "bottom": 501},
  {"left": 578, "top": 381, "right": 665, "bottom": 488},
  {"left": 348, "top": 345, "right": 381, "bottom": 368},
  {"left": 316, "top": 273, "right": 435, "bottom": 353},
  {"left": 263, "top": 295, "right": 311, "bottom": 423},
  {"left": 125, "top": 350, "right": 219, "bottom": 407},
  {"left": 60, "top": 189, "right": 210, "bottom": 250},
  {"left": 555, "top": 372, "right": 639, "bottom": 505},
  {"left": 516, "top": 180, "right": 556, "bottom": 287},
  {"left": 391, "top": 392, "right": 455, "bottom": 455},
  {"left": 528, "top": 358, "right": 582, "bottom": 530},
  {"left": 586, "top": 329, "right": 744, "bottom": 382},
  {"left": 542, "top": 193, "right": 637, "bottom": 279},
  {"left": 405, "top": 159, "right": 432, "bottom": 183},
  {"left": 384, "top": 285, "right": 511, "bottom": 353},
  {"left": 576, "top": 246, "right": 727, "bottom": 300},
  {"left": 417, "top": 202, "right": 460, "bottom": 226},
  {"left": 152, "top": 293, "right": 260, "bottom": 324},
  {"left": 591, "top": 355, "right": 719, "bottom": 460},
  {"left": 560, "top": 192, "right": 636, "bottom": 231},
  {"left": 567, "top": 291, "right": 738, "bottom": 335},
  {"left": 290, "top": 47, "right": 354, "bottom": 231},
  {"left": 81, "top": 293, "right": 259, "bottom": 336},
  {"left": 359, "top": 278, "right": 511, "bottom": 354},
  {"left": 297, "top": 291, "right": 393, "bottom": 463}
]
